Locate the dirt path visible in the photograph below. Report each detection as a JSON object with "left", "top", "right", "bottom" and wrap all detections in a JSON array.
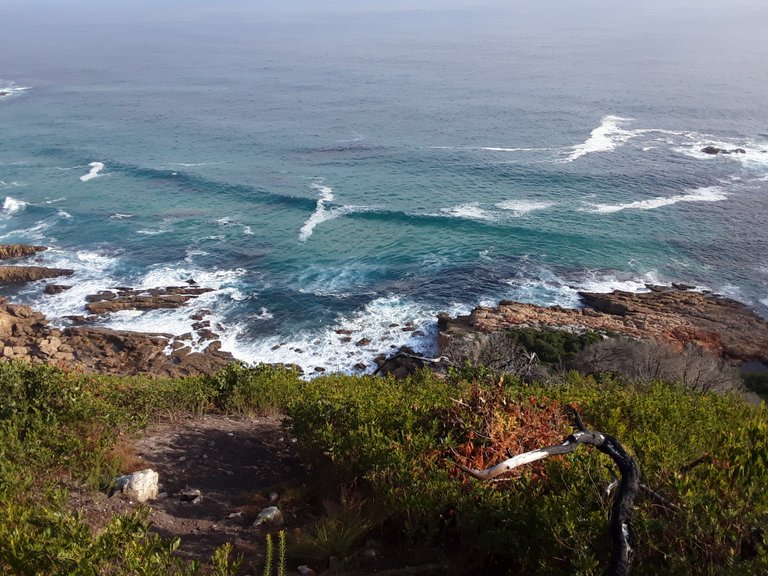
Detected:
[
  {"left": 135, "top": 414, "right": 306, "bottom": 571},
  {"left": 67, "top": 414, "right": 305, "bottom": 574}
]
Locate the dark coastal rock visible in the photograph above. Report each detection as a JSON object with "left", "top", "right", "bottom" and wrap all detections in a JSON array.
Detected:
[
  {"left": 0, "top": 244, "right": 47, "bottom": 260},
  {"left": 44, "top": 284, "right": 73, "bottom": 295},
  {"left": 0, "top": 266, "right": 75, "bottom": 284},
  {"left": 374, "top": 346, "right": 426, "bottom": 378},
  {"left": 701, "top": 146, "right": 747, "bottom": 155},
  {"left": 438, "top": 286, "right": 768, "bottom": 365},
  {"left": 84, "top": 286, "right": 214, "bottom": 315}
]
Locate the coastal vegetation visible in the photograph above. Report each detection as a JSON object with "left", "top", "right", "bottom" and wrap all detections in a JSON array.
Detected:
[{"left": 1, "top": 356, "right": 766, "bottom": 575}]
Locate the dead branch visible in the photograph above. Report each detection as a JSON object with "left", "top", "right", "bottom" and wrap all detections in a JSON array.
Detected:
[{"left": 453, "top": 417, "right": 640, "bottom": 576}]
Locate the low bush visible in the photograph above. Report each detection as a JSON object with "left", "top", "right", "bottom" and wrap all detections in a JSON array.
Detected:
[
  {"left": 574, "top": 338, "right": 742, "bottom": 393},
  {"left": 1, "top": 358, "right": 765, "bottom": 575},
  {"left": 285, "top": 370, "right": 768, "bottom": 575}
]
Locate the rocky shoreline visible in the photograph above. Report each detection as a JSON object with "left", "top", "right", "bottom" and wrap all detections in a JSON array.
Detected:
[
  {"left": 0, "top": 244, "right": 234, "bottom": 377},
  {"left": 1, "top": 244, "right": 767, "bottom": 377},
  {"left": 438, "top": 284, "right": 768, "bottom": 367}
]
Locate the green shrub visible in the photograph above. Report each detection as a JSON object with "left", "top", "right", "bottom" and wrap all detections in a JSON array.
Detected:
[
  {"left": 285, "top": 370, "right": 768, "bottom": 574},
  {"left": 743, "top": 371, "right": 768, "bottom": 399},
  {"left": 207, "top": 362, "right": 302, "bottom": 416}
]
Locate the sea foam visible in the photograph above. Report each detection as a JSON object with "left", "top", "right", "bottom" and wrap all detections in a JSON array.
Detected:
[
  {"left": 439, "top": 203, "right": 497, "bottom": 221},
  {"left": 564, "top": 115, "right": 636, "bottom": 162},
  {"left": 495, "top": 200, "right": 554, "bottom": 216},
  {"left": 299, "top": 182, "right": 368, "bottom": 241},
  {"left": 583, "top": 186, "right": 727, "bottom": 214},
  {"left": 219, "top": 295, "right": 444, "bottom": 376},
  {"left": 2, "top": 196, "right": 27, "bottom": 215},
  {"left": 0, "top": 83, "right": 31, "bottom": 100},
  {"left": 80, "top": 162, "right": 105, "bottom": 182},
  {"left": 503, "top": 267, "right": 663, "bottom": 309}
]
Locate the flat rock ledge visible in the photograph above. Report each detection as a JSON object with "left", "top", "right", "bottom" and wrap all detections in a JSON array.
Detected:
[
  {"left": 438, "top": 285, "right": 768, "bottom": 365},
  {"left": 0, "top": 244, "right": 48, "bottom": 260},
  {"left": 0, "top": 265, "right": 75, "bottom": 283},
  {"left": 0, "top": 297, "right": 234, "bottom": 377},
  {"left": 85, "top": 286, "right": 215, "bottom": 315}
]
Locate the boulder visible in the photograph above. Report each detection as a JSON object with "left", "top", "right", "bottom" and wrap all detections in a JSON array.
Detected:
[
  {"left": 44, "top": 284, "right": 73, "bottom": 295},
  {"left": 701, "top": 146, "right": 748, "bottom": 155},
  {"left": 253, "top": 506, "right": 283, "bottom": 527},
  {"left": 374, "top": 346, "right": 426, "bottom": 378},
  {"left": 116, "top": 469, "right": 159, "bottom": 502}
]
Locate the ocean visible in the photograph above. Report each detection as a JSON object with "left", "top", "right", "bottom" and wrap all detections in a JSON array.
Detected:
[{"left": 1, "top": 0, "right": 767, "bottom": 374}]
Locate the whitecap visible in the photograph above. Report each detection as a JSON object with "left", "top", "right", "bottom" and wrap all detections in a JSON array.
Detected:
[
  {"left": 137, "top": 264, "right": 246, "bottom": 291},
  {"left": 299, "top": 182, "right": 369, "bottom": 242},
  {"left": 54, "top": 165, "right": 86, "bottom": 171},
  {"left": 136, "top": 229, "right": 168, "bottom": 236},
  {"left": 0, "top": 83, "right": 31, "bottom": 100},
  {"left": 564, "top": 115, "right": 636, "bottom": 162},
  {"left": 110, "top": 213, "right": 134, "bottom": 219},
  {"left": 255, "top": 307, "right": 273, "bottom": 320},
  {"left": 0, "top": 220, "right": 53, "bottom": 241},
  {"left": 495, "top": 199, "right": 554, "bottom": 216},
  {"left": 80, "top": 162, "right": 104, "bottom": 182},
  {"left": 2, "top": 196, "right": 27, "bottom": 215},
  {"left": 582, "top": 186, "right": 727, "bottom": 214},
  {"left": 480, "top": 146, "right": 552, "bottom": 152},
  {"left": 57, "top": 210, "right": 72, "bottom": 219},
  {"left": 439, "top": 203, "right": 497, "bottom": 221}
]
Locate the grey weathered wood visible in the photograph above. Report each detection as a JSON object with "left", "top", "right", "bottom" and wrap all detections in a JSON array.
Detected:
[{"left": 454, "top": 416, "right": 640, "bottom": 576}]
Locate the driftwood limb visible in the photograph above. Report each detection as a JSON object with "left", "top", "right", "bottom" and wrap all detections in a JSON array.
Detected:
[{"left": 453, "top": 416, "right": 640, "bottom": 576}]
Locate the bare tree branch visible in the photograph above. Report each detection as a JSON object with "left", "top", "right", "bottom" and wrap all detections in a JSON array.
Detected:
[{"left": 452, "top": 417, "right": 640, "bottom": 576}]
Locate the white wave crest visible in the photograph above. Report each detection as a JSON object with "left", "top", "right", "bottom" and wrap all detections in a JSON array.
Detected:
[
  {"left": 439, "top": 203, "right": 497, "bottom": 221},
  {"left": 495, "top": 199, "right": 554, "bottom": 216},
  {"left": 2, "top": 196, "right": 27, "bottom": 215},
  {"left": 583, "top": 186, "right": 727, "bottom": 214},
  {"left": 0, "top": 180, "right": 25, "bottom": 188},
  {"left": 110, "top": 213, "right": 133, "bottom": 219},
  {"left": 136, "top": 229, "right": 168, "bottom": 236},
  {"left": 564, "top": 115, "right": 636, "bottom": 162},
  {"left": 480, "top": 146, "right": 552, "bottom": 152},
  {"left": 80, "top": 162, "right": 104, "bottom": 182},
  {"left": 0, "top": 83, "right": 31, "bottom": 100},
  {"left": 137, "top": 264, "right": 246, "bottom": 291},
  {"left": 299, "top": 182, "right": 368, "bottom": 242}
]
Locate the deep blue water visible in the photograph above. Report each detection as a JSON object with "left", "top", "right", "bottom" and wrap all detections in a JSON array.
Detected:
[{"left": 1, "top": 1, "right": 767, "bottom": 373}]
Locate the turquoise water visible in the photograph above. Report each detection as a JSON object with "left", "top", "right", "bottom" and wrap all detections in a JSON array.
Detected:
[{"left": 1, "top": 1, "right": 767, "bottom": 372}]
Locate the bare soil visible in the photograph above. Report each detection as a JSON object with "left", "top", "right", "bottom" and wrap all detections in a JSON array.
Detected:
[{"left": 70, "top": 414, "right": 308, "bottom": 574}]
